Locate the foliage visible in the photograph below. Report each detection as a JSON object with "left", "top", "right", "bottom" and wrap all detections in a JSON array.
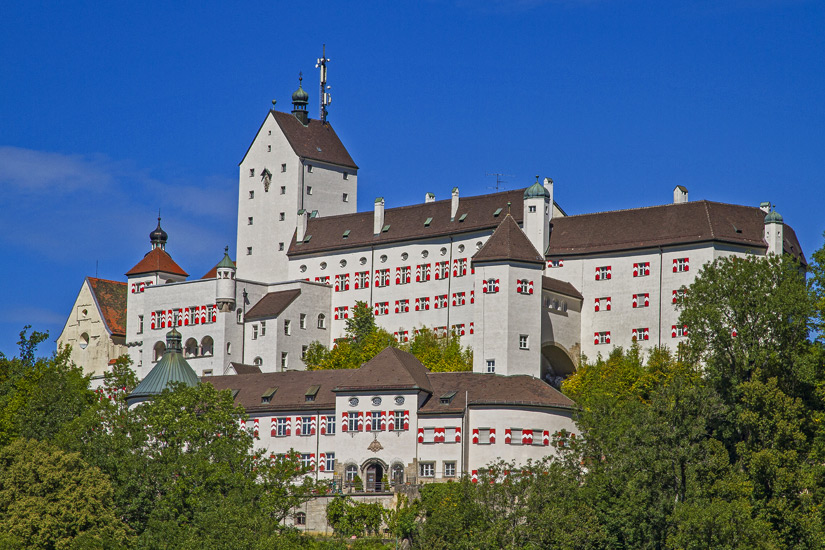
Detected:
[
  {"left": 325, "top": 495, "right": 384, "bottom": 538},
  {"left": 407, "top": 328, "right": 472, "bottom": 372},
  {"left": 0, "top": 437, "right": 132, "bottom": 549}
]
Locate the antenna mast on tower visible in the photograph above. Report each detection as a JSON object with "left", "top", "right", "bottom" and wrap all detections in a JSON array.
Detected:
[
  {"left": 486, "top": 172, "right": 514, "bottom": 191},
  {"left": 316, "top": 45, "right": 331, "bottom": 123}
]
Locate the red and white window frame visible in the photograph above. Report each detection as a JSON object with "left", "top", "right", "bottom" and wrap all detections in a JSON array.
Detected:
[
  {"left": 631, "top": 327, "right": 650, "bottom": 341},
  {"left": 595, "top": 265, "right": 612, "bottom": 280},
  {"left": 334, "top": 305, "right": 349, "bottom": 320},
  {"left": 633, "top": 261, "right": 651, "bottom": 277},
  {"left": 594, "top": 297, "right": 612, "bottom": 312},
  {"left": 394, "top": 299, "right": 410, "bottom": 313},
  {"left": 334, "top": 273, "right": 350, "bottom": 292},
  {"left": 632, "top": 293, "right": 650, "bottom": 308},
  {"left": 673, "top": 257, "right": 690, "bottom": 273},
  {"left": 395, "top": 266, "right": 411, "bottom": 285},
  {"left": 353, "top": 271, "right": 370, "bottom": 289},
  {"left": 594, "top": 331, "right": 611, "bottom": 345},
  {"left": 374, "top": 268, "right": 390, "bottom": 287}
]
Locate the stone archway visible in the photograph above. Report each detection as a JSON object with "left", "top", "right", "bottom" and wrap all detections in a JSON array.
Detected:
[
  {"left": 541, "top": 343, "right": 578, "bottom": 389},
  {"left": 360, "top": 458, "right": 389, "bottom": 492}
]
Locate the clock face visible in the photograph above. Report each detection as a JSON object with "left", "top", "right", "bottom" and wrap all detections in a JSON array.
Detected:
[
  {"left": 372, "top": 396, "right": 382, "bottom": 406},
  {"left": 395, "top": 396, "right": 405, "bottom": 405},
  {"left": 349, "top": 397, "right": 359, "bottom": 407}
]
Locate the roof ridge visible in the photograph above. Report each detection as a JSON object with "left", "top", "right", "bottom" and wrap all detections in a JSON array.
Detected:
[
  {"left": 560, "top": 199, "right": 763, "bottom": 220},
  {"left": 87, "top": 277, "right": 126, "bottom": 286}
]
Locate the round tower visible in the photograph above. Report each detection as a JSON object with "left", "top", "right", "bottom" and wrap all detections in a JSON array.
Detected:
[{"left": 216, "top": 246, "right": 236, "bottom": 312}]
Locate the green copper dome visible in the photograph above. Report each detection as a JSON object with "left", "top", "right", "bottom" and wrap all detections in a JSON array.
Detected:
[
  {"left": 128, "top": 328, "right": 199, "bottom": 404},
  {"left": 524, "top": 181, "right": 550, "bottom": 199},
  {"left": 765, "top": 210, "right": 784, "bottom": 224},
  {"left": 292, "top": 84, "right": 309, "bottom": 105},
  {"left": 216, "top": 246, "right": 235, "bottom": 269}
]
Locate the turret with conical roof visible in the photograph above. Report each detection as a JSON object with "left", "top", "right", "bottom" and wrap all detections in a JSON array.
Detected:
[
  {"left": 291, "top": 73, "right": 309, "bottom": 125},
  {"left": 127, "top": 328, "right": 199, "bottom": 407},
  {"left": 216, "top": 246, "right": 236, "bottom": 312},
  {"left": 764, "top": 206, "right": 784, "bottom": 256}
]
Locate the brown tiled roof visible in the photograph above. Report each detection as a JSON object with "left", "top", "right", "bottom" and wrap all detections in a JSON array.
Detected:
[
  {"left": 335, "top": 347, "right": 433, "bottom": 393},
  {"left": 245, "top": 289, "right": 301, "bottom": 321},
  {"left": 420, "top": 372, "right": 576, "bottom": 414},
  {"left": 125, "top": 248, "right": 188, "bottom": 277},
  {"left": 288, "top": 189, "right": 527, "bottom": 256},
  {"left": 546, "top": 200, "right": 807, "bottom": 265},
  {"left": 242, "top": 111, "right": 357, "bottom": 169},
  {"left": 230, "top": 363, "right": 262, "bottom": 375},
  {"left": 471, "top": 214, "right": 545, "bottom": 266},
  {"left": 206, "top": 370, "right": 351, "bottom": 414},
  {"left": 87, "top": 277, "right": 127, "bottom": 337},
  {"left": 542, "top": 276, "right": 583, "bottom": 300}
]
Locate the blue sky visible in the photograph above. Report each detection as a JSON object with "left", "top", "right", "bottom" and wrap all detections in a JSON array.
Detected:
[{"left": 1, "top": 0, "right": 823, "bottom": 356}]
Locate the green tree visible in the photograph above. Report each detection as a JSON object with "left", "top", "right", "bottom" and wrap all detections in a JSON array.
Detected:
[
  {"left": 408, "top": 328, "right": 472, "bottom": 372},
  {"left": 0, "top": 437, "right": 132, "bottom": 549},
  {"left": 326, "top": 495, "right": 384, "bottom": 538}
]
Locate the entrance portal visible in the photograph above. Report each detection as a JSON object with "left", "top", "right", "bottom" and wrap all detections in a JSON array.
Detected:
[{"left": 365, "top": 463, "right": 384, "bottom": 492}]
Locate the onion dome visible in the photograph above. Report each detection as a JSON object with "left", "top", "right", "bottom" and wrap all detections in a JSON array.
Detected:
[
  {"left": 765, "top": 209, "right": 784, "bottom": 224},
  {"left": 524, "top": 180, "right": 550, "bottom": 199},
  {"left": 292, "top": 84, "right": 309, "bottom": 105},
  {"left": 150, "top": 217, "right": 168, "bottom": 249}
]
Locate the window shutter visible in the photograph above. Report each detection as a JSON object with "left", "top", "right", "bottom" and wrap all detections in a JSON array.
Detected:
[
  {"left": 632, "top": 328, "right": 638, "bottom": 340},
  {"left": 455, "top": 427, "right": 461, "bottom": 443},
  {"left": 633, "top": 263, "right": 639, "bottom": 277},
  {"left": 606, "top": 297, "right": 612, "bottom": 311},
  {"left": 528, "top": 281, "right": 534, "bottom": 294},
  {"left": 489, "top": 428, "right": 496, "bottom": 443},
  {"left": 310, "top": 453, "right": 316, "bottom": 468},
  {"left": 594, "top": 298, "right": 600, "bottom": 312},
  {"left": 417, "top": 428, "right": 424, "bottom": 443},
  {"left": 320, "top": 416, "right": 326, "bottom": 435},
  {"left": 472, "top": 428, "right": 479, "bottom": 444},
  {"left": 319, "top": 453, "right": 325, "bottom": 471},
  {"left": 271, "top": 418, "right": 277, "bottom": 437},
  {"left": 607, "top": 266, "right": 612, "bottom": 279},
  {"left": 595, "top": 266, "right": 601, "bottom": 281},
  {"left": 505, "top": 429, "right": 512, "bottom": 444},
  {"left": 645, "top": 263, "right": 650, "bottom": 276},
  {"left": 469, "top": 322, "right": 474, "bottom": 335},
  {"left": 357, "top": 411, "right": 364, "bottom": 431},
  {"left": 594, "top": 332, "right": 600, "bottom": 345},
  {"left": 543, "top": 430, "right": 550, "bottom": 446},
  {"left": 632, "top": 294, "right": 638, "bottom": 308},
  {"left": 472, "top": 470, "right": 479, "bottom": 483},
  {"left": 403, "top": 410, "right": 410, "bottom": 430},
  {"left": 644, "top": 328, "right": 650, "bottom": 340},
  {"left": 495, "top": 279, "right": 500, "bottom": 292},
  {"left": 685, "top": 258, "right": 690, "bottom": 271},
  {"left": 253, "top": 418, "right": 260, "bottom": 439},
  {"left": 150, "top": 311, "right": 156, "bottom": 330},
  {"left": 341, "top": 412, "right": 348, "bottom": 432},
  {"left": 311, "top": 416, "right": 317, "bottom": 435},
  {"left": 286, "top": 417, "right": 292, "bottom": 436},
  {"left": 672, "top": 325, "right": 677, "bottom": 338},
  {"left": 605, "top": 332, "right": 611, "bottom": 344},
  {"left": 294, "top": 416, "right": 302, "bottom": 436},
  {"left": 673, "top": 259, "right": 678, "bottom": 273},
  {"left": 644, "top": 293, "right": 649, "bottom": 307}
]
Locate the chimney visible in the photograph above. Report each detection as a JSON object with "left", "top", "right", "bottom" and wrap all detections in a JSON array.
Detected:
[
  {"left": 296, "top": 209, "right": 308, "bottom": 242},
  {"left": 673, "top": 185, "right": 688, "bottom": 204},
  {"left": 760, "top": 201, "right": 771, "bottom": 214},
  {"left": 544, "top": 177, "right": 554, "bottom": 221},
  {"left": 374, "top": 197, "right": 385, "bottom": 235},
  {"left": 451, "top": 187, "right": 459, "bottom": 221},
  {"left": 425, "top": 192, "right": 435, "bottom": 203}
]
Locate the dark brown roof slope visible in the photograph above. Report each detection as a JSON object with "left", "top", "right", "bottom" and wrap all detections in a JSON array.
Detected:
[
  {"left": 206, "top": 370, "right": 350, "bottom": 414},
  {"left": 288, "top": 189, "right": 527, "bottom": 256},
  {"left": 335, "top": 347, "right": 433, "bottom": 394},
  {"left": 542, "top": 276, "right": 583, "bottom": 300},
  {"left": 271, "top": 111, "right": 357, "bottom": 169},
  {"left": 245, "top": 289, "right": 301, "bottom": 321},
  {"left": 420, "top": 372, "right": 575, "bottom": 414},
  {"left": 125, "top": 248, "right": 188, "bottom": 277},
  {"left": 547, "top": 200, "right": 806, "bottom": 264},
  {"left": 230, "top": 363, "right": 262, "bottom": 375},
  {"left": 471, "top": 214, "right": 545, "bottom": 266},
  {"left": 87, "top": 278, "right": 127, "bottom": 337}
]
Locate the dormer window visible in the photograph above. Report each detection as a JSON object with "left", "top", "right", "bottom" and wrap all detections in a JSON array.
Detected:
[
  {"left": 261, "top": 387, "right": 277, "bottom": 404},
  {"left": 305, "top": 385, "right": 320, "bottom": 402},
  {"left": 440, "top": 391, "right": 457, "bottom": 405}
]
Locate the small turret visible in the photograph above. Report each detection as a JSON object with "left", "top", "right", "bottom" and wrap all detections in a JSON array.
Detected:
[
  {"left": 216, "top": 246, "right": 236, "bottom": 312},
  {"left": 291, "top": 72, "right": 309, "bottom": 125},
  {"left": 150, "top": 216, "right": 168, "bottom": 250},
  {"left": 764, "top": 206, "right": 784, "bottom": 256},
  {"left": 523, "top": 176, "right": 551, "bottom": 256}
]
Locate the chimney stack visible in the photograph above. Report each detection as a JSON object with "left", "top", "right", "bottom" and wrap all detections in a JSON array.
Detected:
[
  {"left": 296, "top": 209, "right": 308, "bottom": 242},
  {"left": 673, "top": 185, "right": 688, "bottom": 204},
  {"left": 374, "top": 198, "right": 385, "bottom": 235},
  {"left": 760, "top": 201, "right": 771, "bottom": 213},
  {"left": 425, "top": 192, "right": 435, "bottom": 203},
  {"left": 544, "top": 177, "right": 554, "bottom": 221},
  {"left": 451, "top": 187, "right": 459, "bottom": 220}
]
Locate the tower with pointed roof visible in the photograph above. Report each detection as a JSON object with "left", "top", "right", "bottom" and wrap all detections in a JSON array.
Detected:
[
  {"left": 215, "top": 247, "right": 237, "bottom": 312},
  {"left": 523, "top": 176, "right": 552, "bottom": 256}
]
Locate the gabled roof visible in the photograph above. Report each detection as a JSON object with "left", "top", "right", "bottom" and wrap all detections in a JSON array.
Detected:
[
  {"left": 229, "top": 363, "right": 262, "bottom": 375},
  {"left": 420, "top": 372, "right": 576, "bottom": 414},
  {"left": 245, "top": 289, "right": 301, "bottom": 321},
  {"left": 207, "top": 370, "right": 350, "bottom": 413},
  {"left": 471, "top": 214, "right": 545, "bottom": 266},
  {"left": 86, "top": 278, "right": 127, "bottom": 337},
  {"left": 125, "top": 248, "right": 188, "bottom": 277},
  {"left": 288, "top": 188, "right": 529, "bottom": 256},
  {"left": 335, "top": 347, "right": 433, "bottom": 394},
  {"left": 546, "top": 200, "right": 807, "bottom": 265},
  {"left": 541, "top": 276, "right": 583, "bottom": 300},
  {"left": 240, "top": 110, "right": 357, "bottom": 169}
]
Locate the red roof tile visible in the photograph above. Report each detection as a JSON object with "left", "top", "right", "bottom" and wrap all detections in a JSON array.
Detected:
[
  {"left": 87, "top": 277, "right": 127, "bottom": 337},
  {"left": 125, "top": 248, "right": 188, "bottom": 277}
]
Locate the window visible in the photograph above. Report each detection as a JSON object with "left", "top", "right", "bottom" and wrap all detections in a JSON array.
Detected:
[
  {"left": 343, "top": 192, "right": 349, "bottom": 202},
  {"left": 396, "top": 266, "right": 411, "bottom": 285},
  {"left": 674, "top": 257, "right": 690, "bottom": 273},
  {"left": 281, "top": 163, "right": 286, "bottom": 172},
  {"left": 335, "top": 274, "right": 350, "bottom": 292},
  {"left": 633, "top": 261, "right": 650, "bottom": 277},
  {"left": 276, "top": 418, "right": 287, "bottom": 437},
  {"left": 301, "top": 417, "right": 312, "bottom": 435},
  {"left": 202, "top": 369, "right": 213, "bottom": 376},
  {"left": 300, "top": 313, "right": 306, "bottom": 329},
  {"left": 347, "top": 413, "right": 358, "bottom": 432},
  {"left": 249, "top": 190, "right": 254, "bottom": 199},
  {"left": 595, "top": 266, "right": 612, "bottom": 280},
  {"left": 632, "top": 293, "right": 650, "bottom": 308},
  {"left": 393, "top": 411, "right": 404, "bottom": 431},
  {"left": 294, "top": 512, "right": 306, "bottom": 526},
  {"left": 249, "top": 168, "right": 255, "bottom": 177},
  {"left": 246, "top": 247, "right": 252, "bottom": 255},
  {"left": 325, "top": 452, "right": 335, "bottom": 471},
  {"left": 453, "top": 258, "right": 467, "bottom": 277},
  {"left": 484, "top": 278, "right": 500, "bottom": 293},
  {"left": 280, "top": 186, "right": 286, "bottom": 194},
  {"left": 517, "top": 279, "right": 532, "bottom": 294},
  {"left": 317, "top": 314, "right": 326, "bottom": 329},
  {"left": 510, "top": 428, "right": 523, "bottom": 445},
  {"left": 301, "top": 345, "right": 308, "bottom": 359},
  {"left": 334, "top": 306, "right": 349, "bottom": 320},
  {"left": 445, "top": 427, "right": 458, "bottom": 442},
  {"left": 279, "top": 212, "right": 285, "bottom": 221},
  {"left": 547, "top": 259, "right": 564, "bottom": 268},
  {"left": 444, "top": 462, "right": 456, "bottom": 477},
  {"left": 435, "top": 261, "right": 449, "bottom": 279},
  {"left": 672, "top": 288, "right": 687, "bottom": 304},
  {"left": 375, "top": 269, "right": 390, "bottom": 287},
  {"left": 528, "top": 205, "right": 536, "bottom": 213},
  {"left": 306, "top": 186, "right": 313, "bottom": 194},
  {"left": 519, "top": 334, "right": 529, "bottom": 350},
  {"left": 281, "top": 352, "right": 288, "bottom": 370},
  {"left": 423, "top": 427, "right": 435, "bottom": 443},
  {"left": 594, "top": 297, "right": 612, "bottom": 312},
  {"left": 354, "top": 271, "right": 369, "bottom": 289},
  {"left": 531, "top": 429, "right": 544, "bottom": 446},
  {"left": 371, "top": 414, "right": 381, "bottom": 431},
  {"left": 345, "top": 465, "right": 358, "bottom": 482},
  {"left": 343, "top": 172, "right": 349, "bottom": 180},
  {"left": 284, "top": 320, "right": 291, "bottom": 335},
  {"left": 252, "top": 325, "right": 258, "bottom": 340},
  {"left": 632, "top": 327, "right": 650, "bottom": 341},
  {"left": 672, "top": 325, "right": 688, "bottom": 338},
  {"left": 416, "top": 263, "right": 431, "bottom": 282},
  {"left": 414, "top": 297, "right": 430, "bottom": 311},
  {"left": 486, "top": 359, "right": 495, "bottom": 373},
  {"left": 253, "top": 357, "right": 263, "bottom": 366},
  {"left": 374, "top": 302, "right": 389, "bottom": 316},
  {"left": 248, "top": 217, "right": 253, "bottom": 225},
  {"left": 326, "top": 415, "right": 336, "bottom": 435},
  {"left": 594, "top": 331, "right": 611, "bottom": 345},
  {"left": 307, "top": 165, "right": 313, "bottom": 173},
  {"left": 279, "top": 242, "right": 284, "bottom": 251},
  {"left": 267, "top": 144, "right": 271, "bottom": 152},
  {"left": 237, "top": 309, "right": 243, "bottom": 324},
  {"left": 477, "top": 428, "right": 491, "bottom": 445},
  {"left": 419, "top": 462, "right": 435, "bottom": 477},
  {"left": 137, "top": 315, "right": 144, "bottom": 334},
  {"left": 260, "top": 321, "right": 266, "bottom": 336},
  {"left": 300, "top": 454, "right": 312, "bottom": 469},
  {"left": 434, "top": 294, "right": 448, "bottom": 309},
  {"left": 395, "top": 299, "right": 409, "bottom": 314}
]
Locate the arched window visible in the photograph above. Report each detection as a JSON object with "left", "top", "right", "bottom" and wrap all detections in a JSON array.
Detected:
[
  {"left": 79, "top": 332, "right": 90, "bottom": 350},
  {"left": 253, "top": 357, "right": 263, "bottom": 366},
  {"left": 236, "top": 309, "right": 243, "bottom": 324},
  {"left": 392, "top": 463, "right": 404, "bottom": 486},
  {"left": 153, "top": 341, "right": 166, "bottom": 362},
  {"left": 317, "top": 314, "right": 326, "bottom": 329},
  {"left": 345, "top": 464, "right": 358, "bottom": 482},
  {"left": 294, "top": 512, "right": 306, "bottom": 526},
  {"left": 485, "top": 278, "right": 498, "bottom": 293},
  {"left": 184, "top": 338, "right": 198, "bottom": 358},
  {"left": 201, "top": 336, "right": 214, "bottom": 357}
]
